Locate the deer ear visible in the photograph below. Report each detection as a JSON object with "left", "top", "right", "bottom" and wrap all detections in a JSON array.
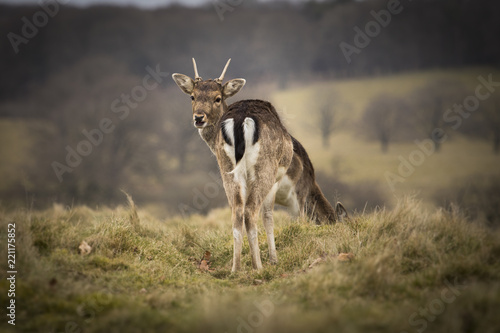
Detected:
[
  {"left": 223, "top": 79, "right": 246, "bottom": 98},
  {"left": 172, "top": 73, "right": 195, "bottom": 95},
  {"left": 335, "top": 202, "right": 349, "bottom": 222}
]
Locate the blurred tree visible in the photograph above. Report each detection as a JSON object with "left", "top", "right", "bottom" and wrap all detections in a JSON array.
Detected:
[
  {"left": 457, "top": 92, "right": 499, "bottom": 154},
  {"left": 406, "top": 79, "right": 467, "bottom": 152},
  {"left": 360, "top": 94, "right": 406, "bottom": 153},
  {"left": 473, "top": 92, "right": 500, "bottom": 154},
  {"left": 485, "top": 96, "right": 500, "bottom": 154},
  {"left": 319, "top": 103, "right": 335, "bottom": 148},
  {"left": 24, "top": 56, "right": 170, "bottom": 205},
  {"left": 316, "top": 90, "right": 339, "bottom": 148}
]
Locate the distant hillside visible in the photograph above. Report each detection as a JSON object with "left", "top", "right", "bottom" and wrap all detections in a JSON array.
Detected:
[
  {"left": 1, "top": 66, "right": 499, "bottom": 213},
  {"left": 270, "top": 67, "right": 500, "bottom": 209}
]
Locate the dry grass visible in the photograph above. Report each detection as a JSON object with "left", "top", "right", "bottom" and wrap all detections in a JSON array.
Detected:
[{"left": 1, "top": 196, "right": 499, "bottom": 332}]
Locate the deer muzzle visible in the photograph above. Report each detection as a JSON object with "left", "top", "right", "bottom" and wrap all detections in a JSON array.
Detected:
[{"left": 193, "top": 113, "right": 206, "bottom": 128}]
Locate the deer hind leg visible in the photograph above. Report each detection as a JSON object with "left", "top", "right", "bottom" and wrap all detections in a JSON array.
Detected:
[
  {"left": 244, "top": 186, "right": 264, "bottom": 270},
  {"left": 244, "top": 205, "right": 263, "bottom": 271},
  {"left": 245, "top": 171, "right": 281, "bottom": 270},
  {"left": 262, "top": 182, "right": 279, "bottom": 265}
]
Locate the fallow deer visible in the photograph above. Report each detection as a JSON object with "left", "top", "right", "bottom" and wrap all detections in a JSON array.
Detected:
[{"left": 172, "top": 59, "right": 347, "bottom": 272}]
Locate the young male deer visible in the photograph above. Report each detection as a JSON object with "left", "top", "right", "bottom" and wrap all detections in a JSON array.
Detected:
[{"left": 172, "top": 59, "right": 347, "bottom": 272}]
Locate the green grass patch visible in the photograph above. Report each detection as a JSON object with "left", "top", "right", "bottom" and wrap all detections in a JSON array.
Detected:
[{"left": 1, "top": 196, "right": 499, "bottom": 332}]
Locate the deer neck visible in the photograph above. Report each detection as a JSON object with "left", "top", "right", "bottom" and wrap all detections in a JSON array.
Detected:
[
  {"left": 199, "top": 125, "right": 218, "bottom": 153},
  {"left": 198, "top": 102, "right": 227, "bottom": 154}
]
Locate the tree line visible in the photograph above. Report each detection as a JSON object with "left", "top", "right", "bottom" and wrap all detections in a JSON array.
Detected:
[
  {"left": 1, "top": 0, "right": 499, "bottom": 102},
  {"left": 358, "top": 77, "right": 500, "bottom": 153}
]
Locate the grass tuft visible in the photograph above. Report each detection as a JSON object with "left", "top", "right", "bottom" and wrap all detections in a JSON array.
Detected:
[
  {"left": 0, "top": 196, "right": 499, "bottom": 332},
  {"left": 121, "top": 190, "right": 140, "bottom": 231}
]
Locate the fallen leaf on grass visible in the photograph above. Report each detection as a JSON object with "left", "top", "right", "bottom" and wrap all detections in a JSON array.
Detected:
[
  {"left": 199, "top": 259, "right": 210, "bottom": 271},
  {"left": 78, "top": 241, "right": 92, "bottom": 255},
  {"left": 308, "top": 257, "right": 325, "bottom": 269},
  {"left": 307, "top": 252, "right": 354, "bottom": 270},
  {"left": 198, "top": 250, "right": 213, "bottom": 272},
  {"left": 338, "top": 252, "right": 355, "bottom": 262}
]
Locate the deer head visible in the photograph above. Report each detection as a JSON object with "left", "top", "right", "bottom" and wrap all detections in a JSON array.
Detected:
[{"left": 172, "top": 58, "right": 246, "bottom": 129}]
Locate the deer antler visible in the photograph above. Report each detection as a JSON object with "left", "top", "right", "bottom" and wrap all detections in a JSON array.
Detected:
[
  {"left": 192, "top": 58, "right": 202, "bottom": 81},
  {"left": 216, "top": 58, "right": 231, "bottom": 84}
]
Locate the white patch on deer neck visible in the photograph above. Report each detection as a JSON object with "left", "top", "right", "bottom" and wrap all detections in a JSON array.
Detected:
[{"left": 226, "top": 117, "right": 260, "bottom": 201}]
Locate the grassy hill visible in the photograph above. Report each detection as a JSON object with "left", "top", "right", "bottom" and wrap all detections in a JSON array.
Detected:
[
  {"left": 269, "top": 67, "right": 500, "bottom": 208},
  {"left": 1, "top": 196, "right": 499, "bottom": 332}
]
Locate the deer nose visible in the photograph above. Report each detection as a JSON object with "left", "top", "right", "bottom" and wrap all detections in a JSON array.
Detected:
[{"left": 194, "top": 114, "right": 205, "bottom": 122}]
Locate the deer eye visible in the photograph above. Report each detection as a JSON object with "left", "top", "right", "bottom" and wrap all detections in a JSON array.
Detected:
[
  {"left": 215, "top": 97, "right": 221, "bottom": 103},
  {"left": 191, "top": 95, "right": 195, "bottom": 101}
]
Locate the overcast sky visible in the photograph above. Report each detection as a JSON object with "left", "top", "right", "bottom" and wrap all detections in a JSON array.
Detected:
[
  {"left": 0, "top": 0, "right": 305, "bottom": 9},
  {"left": 0, "top": 0, "right": 216, "bottom": 9}
]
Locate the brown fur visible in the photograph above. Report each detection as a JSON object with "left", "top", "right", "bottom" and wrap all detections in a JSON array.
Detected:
[{"left": 172, "top": 60, "right": 347, "bottom": 271}]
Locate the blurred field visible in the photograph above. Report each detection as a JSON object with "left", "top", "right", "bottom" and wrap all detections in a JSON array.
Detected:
[
  {"left": 1, "top": 67, "right": 499, "bottom": 212},
  {"left": 0, "top": 120, "right": 34, "bottom": 191},
  {"left": 270, "top": 67, "right": 500, "bottom": 208},
  {"left": 1, "top": 196, "right": 499, "bottom": 333}
]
